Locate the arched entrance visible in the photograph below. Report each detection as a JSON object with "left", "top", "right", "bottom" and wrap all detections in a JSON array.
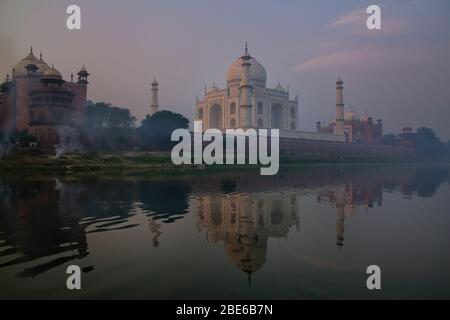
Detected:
[
  {"left": 209, "top": 104, "right": 223, "bottom": 129},
  {"left": 271, "top": 103, "right": 283, "bottom": 129}
]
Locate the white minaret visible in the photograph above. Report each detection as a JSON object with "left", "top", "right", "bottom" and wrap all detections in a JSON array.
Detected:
[
  {"left": 239, "top": 43, "right": 253, "bottom": 128},
  {"left": 335, "top": 76, "right": 345, "bottom": 136},
  {"left": 150, "top": 78, "right": 159, "bottom": 115}
]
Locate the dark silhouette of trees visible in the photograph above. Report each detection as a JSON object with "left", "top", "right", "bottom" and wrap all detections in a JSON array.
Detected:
[
  {"left": 380, "top": 133, "right": 399, "bottom": 145},
  {"left": 139, "top": 110, "right": 189, "bottom": 150},
  {"left": 84, "top": 101, "right": 136, "bottom": 129},
  {"left": 415, "top": 127, "right": 445, "bottom": 158}
]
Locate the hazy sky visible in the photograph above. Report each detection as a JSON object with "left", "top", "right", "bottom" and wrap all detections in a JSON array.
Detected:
[{"left": 1, "top": 0, "right": 450, "bottom": 139}]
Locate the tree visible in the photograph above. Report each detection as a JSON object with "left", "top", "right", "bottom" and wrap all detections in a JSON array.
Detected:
[
  {"left": 7, "top": 130, "right": 37, "bottom": 147},
  {"left": 0, "top": 82, "right": 9, "bottom": 93},
  {"left": 446, "top": 141, "right": 450, "bottom": 158},
  {"left": 139, "top": 110, "right": 189, "bottom": 150},
  {"left": 84, "top": 101, "right": 136, "bottom": 128},
  {"left": 380, "top": 133, "right": 398, "bottom": 145},
  {"left": 415, "top": 127, "right": 445, "bottom": 158}
]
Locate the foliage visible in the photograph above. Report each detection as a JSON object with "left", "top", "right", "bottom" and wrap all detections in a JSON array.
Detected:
[
  {"left": 139, "top": 110, "right": 189, "bottom": 150},
  {"left": 380, "top": 133, "right": 399, "bottom": 145},
  {"left": 0, "top": 82, "right": 9, "bottom": 93},
  {"left": 415, "top": 127, "right": 445, "bottom": 158},
  {"left": 9, "top": 130, "right": 37, "bottom": 147},
  {"left": 84, "top": 101, "right": 136, "bottom": 129}
]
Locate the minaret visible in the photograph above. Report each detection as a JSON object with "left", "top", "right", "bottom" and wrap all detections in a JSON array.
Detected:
[
  {"left": 150, "top": 78, "right": 159, "bottom": 115},
  {"left": 239, "top": 43, "right": 253, "bottom": 128},
  {"left": 77, "top": 65, "right": 89, "bottom": 84},
  {"left": 74, "top": 65, "right": 89, "bottom": 126},
  {"left": 335, "top": 76, "right": 344, "bottom": 136},
  {"left": 335, "top": 186, "right": 346, "bottom": 250}
]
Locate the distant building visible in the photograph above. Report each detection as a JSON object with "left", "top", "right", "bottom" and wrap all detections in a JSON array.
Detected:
[
  {"left": 0, "top": 47, "right": 89, "bottom": 147},
  {"left": 316, "top": 77, "right": 383, "bottom": 144},
  {"left": 398, "top": 127, "right": 416, "bottom": 148}
]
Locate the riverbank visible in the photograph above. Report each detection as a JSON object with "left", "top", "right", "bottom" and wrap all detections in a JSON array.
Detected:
[{"left": 1, "top": 151, "right": 449, "bottom": 178}]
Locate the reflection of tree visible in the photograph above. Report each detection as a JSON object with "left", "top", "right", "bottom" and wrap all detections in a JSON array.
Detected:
[
  {"left": 0, "top": 178, "right": 193, "bottom": 278},
  {"left": 139, "top": 181, "right": 191, "bottom": 223},
  {"left": 413, "top": 167, "right": 449, "bottom": 197},
  {"left": 0, "top": 179, "right": 138, "bottom": 278}
]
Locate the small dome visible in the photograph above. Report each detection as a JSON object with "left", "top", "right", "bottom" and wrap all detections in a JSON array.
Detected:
[
  {"left": 274, "top": 83, "right": 285, "bottom": 92},
  {"left": 78, "top": 65, "right": 89, "bottom": 75},
  {"left": 344, "top": 110, "right": 359, "bottom": 121},
  {"left": 207, "top": 82, "right": 220, "bottom": 93},
  {"left": 360, "top": 113, "right": 371, "bottom": 122},
  {"left": 36, "top": 53, "right": 50, "bottom": 74},
  {"left": 13, "top": 47, "right": 38, "bottom": 76},
  {"left": 43, "top": 65, "right": 62, "bottom": 80},
  {"left": 226, "top": 55, "right": 267, "bottom": 87}
]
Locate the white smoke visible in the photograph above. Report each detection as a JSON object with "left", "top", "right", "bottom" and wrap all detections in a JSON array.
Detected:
[{"left": 54, "top": 127, "right": 83, "bottom": 159}]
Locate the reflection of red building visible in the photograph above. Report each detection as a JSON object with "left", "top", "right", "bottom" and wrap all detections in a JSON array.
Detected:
[{"left": 0, "top": 47, "right": 88, "bottom": 147}]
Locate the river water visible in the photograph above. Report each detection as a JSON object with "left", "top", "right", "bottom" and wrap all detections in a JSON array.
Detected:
[{"left": 0, "top": 164, "right": 449, "bottom": 299}]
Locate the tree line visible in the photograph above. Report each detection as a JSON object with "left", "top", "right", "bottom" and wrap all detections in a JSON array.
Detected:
[
  {"left": 381, "top": 127, "right": 450, "bottom": 159},
  {"left": 83, "top": 100, "right": 189, "bottom": 151}
]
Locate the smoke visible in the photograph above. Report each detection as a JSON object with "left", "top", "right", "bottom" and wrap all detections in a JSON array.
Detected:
[
  {"left": 54, "top": 127, "right": 83, "bottom": 159},
  {"left": 54, "top": 178, "right": 64, "bottom": 191}
]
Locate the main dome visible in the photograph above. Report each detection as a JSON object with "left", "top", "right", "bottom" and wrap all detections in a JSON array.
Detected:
[
  {"left": 13, "top": 48, "right": 38, "bottom": 76},
  {"left": 13, "top": 48, "right": 50, "bottom": 76},
  {"left": 226, "top": 56, "right": 267, "bottom": 87},
  {"left": 344, "top": 110, "right": 360, "bottom": 121}
]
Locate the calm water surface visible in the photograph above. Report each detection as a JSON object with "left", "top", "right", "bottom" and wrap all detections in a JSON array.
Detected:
[{"left": 1, "top": 164, "right": 449, "bottom": 299}]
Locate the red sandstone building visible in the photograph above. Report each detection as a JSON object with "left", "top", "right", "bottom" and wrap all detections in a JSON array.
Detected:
[
  {"left": 316, "top": 111, "right": 383, "bottom": 144},
  {"left": 0, "top": 47, "right": 89, "bottom": 147},
  {"left": 316, "top": 78, "right": 383, "bottom": 144}
]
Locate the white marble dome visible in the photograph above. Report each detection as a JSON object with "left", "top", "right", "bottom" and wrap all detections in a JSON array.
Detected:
[
  {"left": 226, "top": 56, "right": 267, "bottom": 86},
  {"left": 344, "top": 110, "right": 359, "bottom": 121},
  {"left": 207, "top": 83, "right": 220, "bottom": 93}
]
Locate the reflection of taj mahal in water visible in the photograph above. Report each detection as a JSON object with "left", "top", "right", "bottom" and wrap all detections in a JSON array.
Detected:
[
  {"left": 192, "top": 183, "right": 382, "bottom": 282},
  {"left": 195, "top": 191, "right": 301, "bottom": 284},
  {"left": 1, "top": 166, "right": 446, "bottom": 281}
]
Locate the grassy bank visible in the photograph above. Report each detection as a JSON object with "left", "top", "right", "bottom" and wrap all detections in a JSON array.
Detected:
[{"left": 1, "top": 151, "right": 448, "bottom": 178}]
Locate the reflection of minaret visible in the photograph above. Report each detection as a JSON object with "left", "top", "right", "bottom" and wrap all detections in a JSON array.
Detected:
[
  {"left": 150, "top": 78, "right": 159, "bottom": 115},
  {"left": 336, "top": 205, "right": 345, "bottom": 250},
  {"left": 335, "top": 76, "right": 344, "bottom": 136},
  {"left": 239, "top": 43, "right": 253, "bottom": 128},
  {"left": 149, "top": 218, "right": 162, "bottom": 247},
  {"left": 335, "top": 185, "right": 346, "bottom": 249}
]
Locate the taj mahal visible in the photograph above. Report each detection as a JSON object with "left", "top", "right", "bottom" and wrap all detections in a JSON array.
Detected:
[
  {"left": 195, "top": 44, "right": 383, "bottom": 144},
  {"left": 195, "top": 44, "right": 344, "bottom": 142},
  {"left": 196, "top": 44, "right": 299, "bottom": 131}
]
